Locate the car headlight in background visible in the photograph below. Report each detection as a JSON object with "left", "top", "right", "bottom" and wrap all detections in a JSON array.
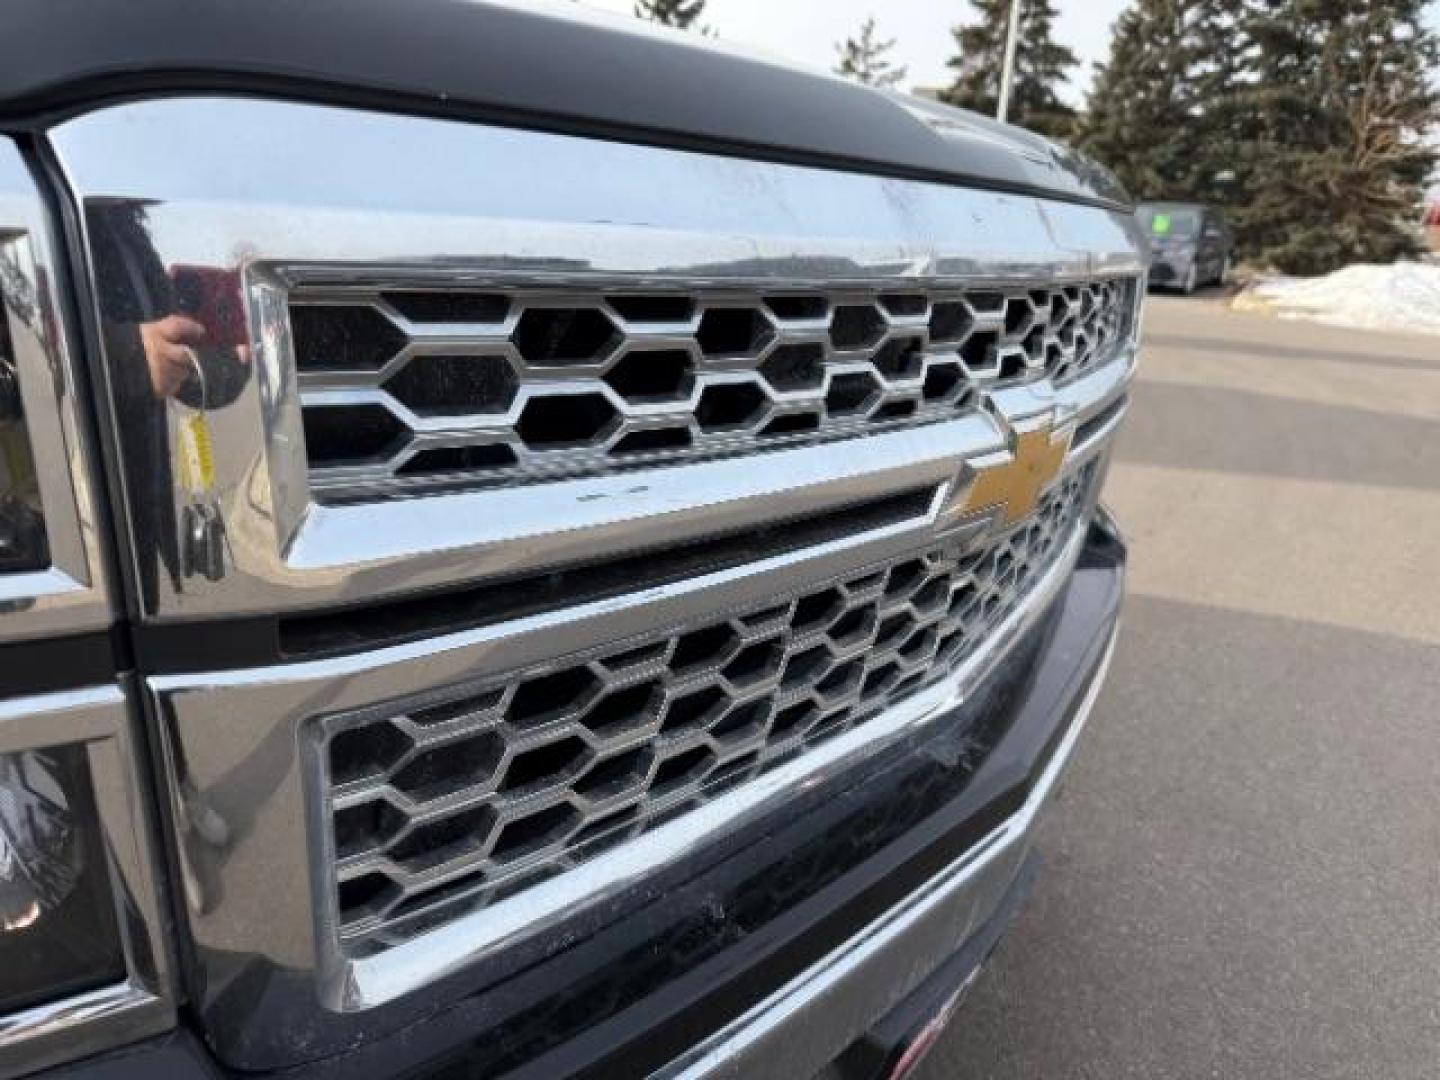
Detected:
[{"left": 0, "top": 745, "right": 125, "bottom": 1016}]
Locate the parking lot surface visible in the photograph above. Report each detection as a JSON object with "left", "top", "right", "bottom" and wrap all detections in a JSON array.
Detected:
[{"left": 924, "top": 297, "right": 1440, "bottom": 1079}]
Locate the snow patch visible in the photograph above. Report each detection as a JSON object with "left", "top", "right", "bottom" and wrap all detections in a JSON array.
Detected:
[{"left": 1232, "top": 262, "right": 1440, "bottom": 336}]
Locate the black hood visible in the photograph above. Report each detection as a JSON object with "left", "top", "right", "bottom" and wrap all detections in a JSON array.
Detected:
[{"left": 1, "top": 0, "right": 1129, "bottom": 210}]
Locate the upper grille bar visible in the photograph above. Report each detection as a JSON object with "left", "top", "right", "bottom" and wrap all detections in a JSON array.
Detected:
[
  {"left": 55, "top": 96, "right": 1147, "bottom": 625},
  {"left": 294, "top": 279, "right": 1135, "bottom": 502}
]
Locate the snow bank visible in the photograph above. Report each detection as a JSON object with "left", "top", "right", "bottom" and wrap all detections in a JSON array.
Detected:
[{"left": 1231, "top": 262, "right": 1440, "bottom": 336}]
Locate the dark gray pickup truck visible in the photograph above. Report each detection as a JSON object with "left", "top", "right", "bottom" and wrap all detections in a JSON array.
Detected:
[{"left": 0, "top": 3, "right": 1143, "bottom": 1077}]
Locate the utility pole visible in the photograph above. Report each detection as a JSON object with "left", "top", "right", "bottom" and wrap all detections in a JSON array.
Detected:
[{"left": 997, "top": 0, "right": 1021, "bottom": 122}]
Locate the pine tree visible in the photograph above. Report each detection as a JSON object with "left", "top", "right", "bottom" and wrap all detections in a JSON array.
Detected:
[
  {"left": 1075, "top": 1, "right": 1202, "bottom": 200},
  {"left": 1077, "top": 0, "right": 1251, "bottom": 201},
  {"left": 1231, "top": 0, "right": 1438, "bottom": 273},
  {"left": 942, "top": 0, "right": 1078, "bottom": 138},
  {"left": 633, "top": 0, "right": 706, "bottom": 31},
  {"left": 834, "top": 16, "right": 908, "bottom": 89},
  {"left": 1078, "top": 0, "right": 1436, "bottom": 273}
]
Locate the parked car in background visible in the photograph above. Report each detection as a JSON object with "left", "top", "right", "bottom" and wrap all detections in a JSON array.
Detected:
[{"left": 1138, "top": 201, "right": 1233, "bottom": 294}]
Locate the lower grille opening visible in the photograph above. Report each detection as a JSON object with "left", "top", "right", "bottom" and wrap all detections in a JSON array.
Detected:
[
  {"left": 319, "top": 463, "right": 1096, "bottom": 955},
  {"left": 280, "top": 486, "right": 937, "bottom": 658}
]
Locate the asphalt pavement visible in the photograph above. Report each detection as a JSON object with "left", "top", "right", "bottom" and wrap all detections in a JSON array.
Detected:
[{"left": 921, "top": 296, "right": 1440, "bottom": 1079}]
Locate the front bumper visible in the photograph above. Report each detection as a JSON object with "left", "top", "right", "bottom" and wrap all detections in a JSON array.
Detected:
[
  {"left": 1147, "top": 254, "right": 1193, "bottom": 286},
  {"left": 663, "top": 570, "right": 1119, "bottom": 1080},
  {"left": 39, "top": 510, "right": 1124, "bottom": 1080}
]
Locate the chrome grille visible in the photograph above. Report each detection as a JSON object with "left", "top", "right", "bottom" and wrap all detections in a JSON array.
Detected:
[
  {"left": 321, "top": 461, "right": 1096, "bottom": 953},
  {"left": 59, "top": 96, "right": 1145, "bottom": 1045},
  {"left": 294, "top": 279, "right": 1135, "bottom": 501}
]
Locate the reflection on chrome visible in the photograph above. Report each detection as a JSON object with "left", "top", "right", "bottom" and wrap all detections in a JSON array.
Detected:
[
  {"left": 0, "top": 751, "right": 82, "bottom": 930},
  {"left": 0, "top": 142, "right": 111, "bottom": 643}
]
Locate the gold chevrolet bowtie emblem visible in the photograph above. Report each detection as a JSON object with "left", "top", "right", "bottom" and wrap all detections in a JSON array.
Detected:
[{"left": 952, "top": 418, "right": 1074, "bottom": 526}]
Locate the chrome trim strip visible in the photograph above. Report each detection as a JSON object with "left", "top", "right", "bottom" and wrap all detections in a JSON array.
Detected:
[
  {"left": 0, "top": 688, "right": 174, "bottom": 1078},
  {"left": 49, "top": 96, "right": 1146, "bottom": 622},
  {"left": 657, "top": 622, "right": 1120, "bottom": 1080},
  {"left": 0, "top": 140, "right": 110, "bottom": 644},
  {"left": 1070, "top": 399, "right": 1131, "bottom": 468},
  {"left": 0, "top": 984, "right": 166, "bottom": 1080},
  {"left": 288, "top": 411, "right": 996, "bottom": 581},
  {"left": 1059, "top": 346, "right": 1135, "bottom": 424}
]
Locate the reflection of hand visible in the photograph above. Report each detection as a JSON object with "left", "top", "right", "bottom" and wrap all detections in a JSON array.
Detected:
[{"left": 140, "top": 315, "right": 206, "bottom": 399}]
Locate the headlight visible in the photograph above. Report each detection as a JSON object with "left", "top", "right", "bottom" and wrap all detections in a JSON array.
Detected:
[{"left": 0, "top": 745, "right": 126, "bottom": 1015}]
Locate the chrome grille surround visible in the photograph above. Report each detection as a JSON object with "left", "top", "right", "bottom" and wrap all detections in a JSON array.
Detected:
[
  {"left": 53, "top": 97, "right": 1145, "bottom": 1062},
  {"left": 0, "top": 141, "right": 111, "bottom": 645},
  {"left": 326, "top": 463, "right": 1095, "bottom": 954},
  {"left": 295, "top": 280, "right": 1135, "bottom": 501}
]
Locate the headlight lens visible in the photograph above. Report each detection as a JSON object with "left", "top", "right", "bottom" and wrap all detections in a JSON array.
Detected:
[{"left": 0, "top": 746, "right": 126, "bottom": 1014}]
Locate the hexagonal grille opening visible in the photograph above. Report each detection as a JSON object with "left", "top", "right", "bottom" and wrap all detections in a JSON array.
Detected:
[
  {"left": 880, "top": 293, "right": 928, "bottom": 318},
  {"left": 759, "top": 411, "right": 820, "bottom": 436},
  {"left": 382, "top": 291, "right": 509, "bottom": 324},
  {"left": 509, "top": 668, "right": 601, "bottom": 727},
  {"left": 303, "top": 404, "right": 408, "bottom": 467},
  {"left": 396, "top": 443, "right": 518, "bottom": 477},
  {"left": 928, "top": 301, "right": 972, "bottom": 344},
  {"left": 293, "top": 279, "right": 1136, "bottom": 500},
  {"left": 502, "top": 737, "right": 591, "bottom": 795},
  {"left": 826, "top": 371, "right": 881, "bottom": 417},
  {"left": 291, "top": 304, "right": 406, "bottom": 372},
  {"left": 334, "top": 800, "right": 407, "bottom": 858},
  {"left": 320, "top": 461, "right": 1099, "bottom": 952},
  {"left": 764, "top": 295, "right": 828, "bottom": 320},
  {"left": 574, "top": 747, "right": 654, "bottom": 801},
  {"left": 384, "top": 354, "right": 518, "bottom": 415},
  {"left": 652, "top": 746, "right": 716, "bottom": 797},
  {"left": 513, "top": 307, "right": 619, "bottom": 365},
  {"left": 830, "top": 304, "right": 886, "bottom": 349},
  {"left": 609, "top": 427, "right": 692, "bottom": 455},
  {"left": 695, "top": 382, "right": 767, "bottom": 430},
  {"left": 516, "top": 394, "right": 618, "bottom": 448},
  {"left": 387, "top": 806, "right": 496, "bottom": 872},
  {"left": 330, "top": 722, "right": 409, "bottom": 784},
  {"left": 608, "top": 295, "right": 696, "bottom": 323},
  {"left": 697, "top": 307, "right": 771, "bottom": 356},
  {"left": 491, "top": 804, "right": 582, "bottom": 864},
  {"left": 604, "top": 350, "right": 693, "bottom": 402},
  {"left": 391, "top": 733, "right": 503, "bottom": 801},
  {"left": 759, "top": 343, "right": 825, "bottom": 391}
]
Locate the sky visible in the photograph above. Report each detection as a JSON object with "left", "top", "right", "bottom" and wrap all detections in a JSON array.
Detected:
[{"left": 575, "top": 0, "right": 1133, "bottom": 106}]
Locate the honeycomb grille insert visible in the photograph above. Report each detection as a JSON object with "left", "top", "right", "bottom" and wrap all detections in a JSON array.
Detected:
[
  {"left": 293, "top": 280, "right": 1135, "bottom": 501},
  {"left": 320, "top": 463, "right": 1097, "bottom": 953}
]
